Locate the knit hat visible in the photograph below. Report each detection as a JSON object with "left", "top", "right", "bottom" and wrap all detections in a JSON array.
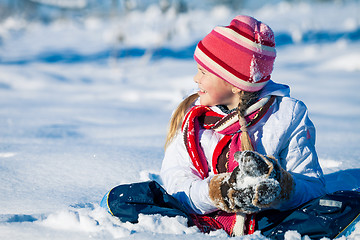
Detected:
[{"left": 194, "top": 15, "right": 276, "bottom": 92}]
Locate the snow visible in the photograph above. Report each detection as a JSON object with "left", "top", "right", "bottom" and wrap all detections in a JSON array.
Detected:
[{"left": 1, "top": 0, "right": 360, "bottom": 239}]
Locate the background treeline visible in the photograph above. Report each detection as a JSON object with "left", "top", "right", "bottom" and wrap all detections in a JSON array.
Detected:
[{"left": 0, "top": 0, "right": 353, "bottom": 23}]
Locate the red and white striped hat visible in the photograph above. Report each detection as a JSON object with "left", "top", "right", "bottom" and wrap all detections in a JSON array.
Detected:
[{"left": 194, "top": 15, "right": 276, "bottom": 92}]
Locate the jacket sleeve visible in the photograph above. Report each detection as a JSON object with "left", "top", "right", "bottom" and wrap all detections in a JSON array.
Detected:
[
  {"left": 160, "top": 132, "right": 218, "bottom": 215},
  {"left": 276, "top": 99, "right": 326, "bottom": 210}
]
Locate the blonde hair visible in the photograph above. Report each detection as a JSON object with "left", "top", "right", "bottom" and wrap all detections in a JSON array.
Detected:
[
  {"left": 164, "top": 91, "right": 260, "bottom": 149},
  {"left": 164, "top": 93, "right": 199, "bottom": 149}
]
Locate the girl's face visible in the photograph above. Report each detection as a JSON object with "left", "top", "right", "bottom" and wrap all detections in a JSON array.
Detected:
[{"left": 194, "top": 64, "right": 240, "bottom": 109}]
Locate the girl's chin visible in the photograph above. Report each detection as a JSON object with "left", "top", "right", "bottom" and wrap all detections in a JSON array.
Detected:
[{"left": 199, "top": 98, "right": 212, "bottom": 107}]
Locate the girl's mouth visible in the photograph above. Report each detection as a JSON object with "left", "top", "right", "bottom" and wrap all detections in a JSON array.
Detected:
[{"left": 198, "top": 88, "right": 207, "bottom": 95}]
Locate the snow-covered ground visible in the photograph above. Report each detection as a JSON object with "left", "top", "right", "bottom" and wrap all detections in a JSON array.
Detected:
[{"left": 1, "top": 1, "right": 360, "bottom": 239}]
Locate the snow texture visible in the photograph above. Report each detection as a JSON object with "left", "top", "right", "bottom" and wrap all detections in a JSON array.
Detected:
[
  {"left": 1, "top": 0, "right": 360, "bottom": 239},
  {"left": 250, "top": 56, "right": 264, "bottom": 83}
]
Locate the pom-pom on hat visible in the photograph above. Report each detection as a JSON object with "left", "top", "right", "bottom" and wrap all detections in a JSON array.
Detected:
[{"left": 194, "top": 15, "right": 276, "bottom": 92}]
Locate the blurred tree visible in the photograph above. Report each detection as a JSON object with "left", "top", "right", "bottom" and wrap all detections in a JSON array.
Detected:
[{"left": 0, "top": 0, "right": 356, "bottom": 23}]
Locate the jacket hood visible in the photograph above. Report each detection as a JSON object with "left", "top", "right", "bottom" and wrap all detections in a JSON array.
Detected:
[{"left": 259, "top": 80, "right": 290, "bottom": 98}]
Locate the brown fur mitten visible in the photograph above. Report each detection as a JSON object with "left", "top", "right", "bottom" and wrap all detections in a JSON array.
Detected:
[{"left": 208, "top": 151, "right": 295, "bottom": 213}]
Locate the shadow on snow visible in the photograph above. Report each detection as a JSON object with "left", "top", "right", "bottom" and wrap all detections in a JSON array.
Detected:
[{"left": 324, "top": 168, "right": 360, "bottom": 193}]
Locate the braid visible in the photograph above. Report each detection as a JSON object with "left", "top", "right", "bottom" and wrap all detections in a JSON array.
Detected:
[
  {"left": 237, "top": 91, "right": 260, "bottom": 151},
  {"left": 237, "top": 91, "right": 260, "bottom": 118}
]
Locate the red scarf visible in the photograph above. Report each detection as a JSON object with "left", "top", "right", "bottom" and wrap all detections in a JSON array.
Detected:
[{"left": 182, "top": 96, "right": 275, "bottom": 235}]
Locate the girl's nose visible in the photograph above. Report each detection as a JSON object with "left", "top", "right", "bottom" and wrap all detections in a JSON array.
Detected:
[{"left": 194, "top": 72, "right": 200, "bottom": 84}]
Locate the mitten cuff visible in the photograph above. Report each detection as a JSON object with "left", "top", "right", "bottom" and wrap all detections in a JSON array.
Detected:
[
  {"left": 279, "top": 168, "right": 295, "bottom": 201},
  {"left": 209, "top": 173, "right": 234, "bottom": 212}
]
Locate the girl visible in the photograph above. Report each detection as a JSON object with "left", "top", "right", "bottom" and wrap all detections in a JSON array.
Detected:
[
  {"left": 102, "top": 15, "right": 333, "bottom": 238},
  {"left": 160, "top": 15, "right": 326, "bottom": 236}
]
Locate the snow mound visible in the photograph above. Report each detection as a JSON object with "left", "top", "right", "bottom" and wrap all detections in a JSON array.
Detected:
[{"left": 39, "top": 205, "right": 198, "bottom": 238}]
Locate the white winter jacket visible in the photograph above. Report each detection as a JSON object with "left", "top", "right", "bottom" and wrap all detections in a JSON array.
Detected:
[{"left": 160, "top": 81, "right": 326, "bottom": 215}]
